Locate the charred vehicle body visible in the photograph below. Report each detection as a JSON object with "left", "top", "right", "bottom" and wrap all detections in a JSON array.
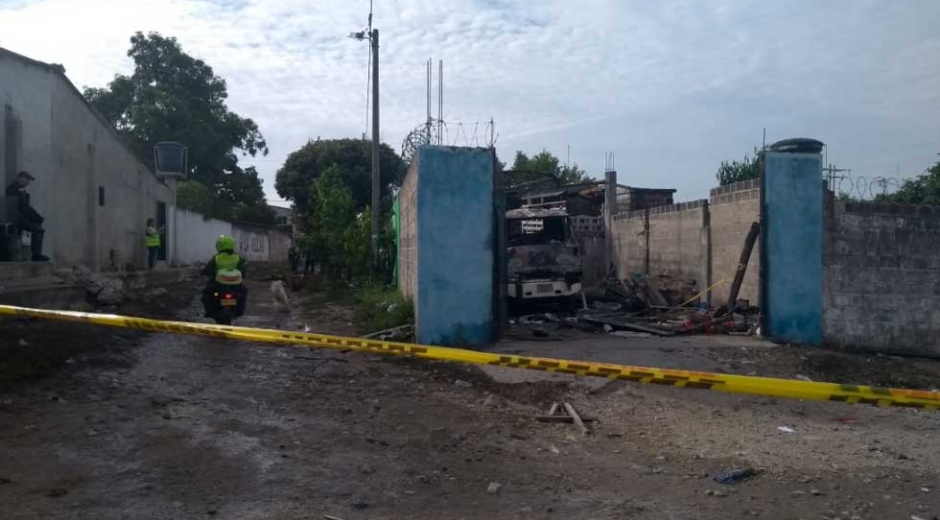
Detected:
[{"left": 506, "top": 208, "right": 582, "bottom": 302}]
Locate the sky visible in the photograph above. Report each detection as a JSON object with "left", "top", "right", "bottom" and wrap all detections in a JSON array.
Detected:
[{"left": 1, "top": 0, "right": 939, "bottom": 205}]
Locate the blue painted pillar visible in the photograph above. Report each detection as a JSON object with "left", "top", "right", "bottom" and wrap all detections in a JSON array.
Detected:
[{"left": 761, "top": 139, "right": 824, "bottom": 345}]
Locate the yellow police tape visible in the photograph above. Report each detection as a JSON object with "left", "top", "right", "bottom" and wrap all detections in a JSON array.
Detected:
[{"left": 1, "top": 304, "right": 939, "bottom": 411}]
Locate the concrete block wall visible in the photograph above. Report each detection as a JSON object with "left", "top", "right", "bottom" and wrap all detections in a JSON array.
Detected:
[
  {"left": 647, "top": 200, "right": 709, "bottom": 286},
  {"left": 398, "top": 159, "right": 418, "bottom": 300},
  {"left": 398, "top": 146, "right": 494, "bottom": 347},
  {"left": 611, "top": 179, "right": 759, "bottom": 306},
  {"left": 611, "top": 210, "right": 647, "bottom": 277},
  {"left": 709, "top": 179, "right": 761, "bottom": 305},
  {"left": 823, "top": 201, "right": 940, "bottom": 356},
  {"left": 611, "top": 202, "right": 708, "bottom": 288}
]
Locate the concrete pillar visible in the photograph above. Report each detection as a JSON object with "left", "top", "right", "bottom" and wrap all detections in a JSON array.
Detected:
[{"left": 760, "top": 138, "right": 825, "bottom": 345}]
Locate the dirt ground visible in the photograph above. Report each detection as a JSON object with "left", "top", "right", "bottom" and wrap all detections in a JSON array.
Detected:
[{"left": 2, "top": 279, "right": 940, "bottom": 520}]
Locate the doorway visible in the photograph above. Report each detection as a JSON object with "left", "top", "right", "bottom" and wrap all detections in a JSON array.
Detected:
[{"left": 156, "top": 201, "right": 168, "bottom": 261}]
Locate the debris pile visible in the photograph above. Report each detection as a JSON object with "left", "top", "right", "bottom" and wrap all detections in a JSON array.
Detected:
[{"left": 512, "top": 272, "right": 760, "bottom": 339}]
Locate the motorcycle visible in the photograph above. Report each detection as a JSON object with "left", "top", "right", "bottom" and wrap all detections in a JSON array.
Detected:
[{"left": 210, "top": 289, "right": 240, "bottom": 325}]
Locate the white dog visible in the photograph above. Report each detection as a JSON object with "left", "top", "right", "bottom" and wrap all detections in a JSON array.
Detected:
[{"left": 270, "top": 279, "right": 291, "bottom": 312}]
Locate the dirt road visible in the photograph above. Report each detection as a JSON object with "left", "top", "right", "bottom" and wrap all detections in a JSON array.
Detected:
[{"left": 2, "top": 279, "right": 940, "bottom": 519}]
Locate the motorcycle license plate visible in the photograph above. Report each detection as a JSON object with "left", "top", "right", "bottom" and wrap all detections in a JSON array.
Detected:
[{"left": 220, "top": 299, "right": 237, "bottom": 307}]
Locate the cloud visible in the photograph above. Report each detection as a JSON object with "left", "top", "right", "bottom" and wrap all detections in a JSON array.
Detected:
[{"left": 1, "top": 0, "right": 939, "bottom": 204}]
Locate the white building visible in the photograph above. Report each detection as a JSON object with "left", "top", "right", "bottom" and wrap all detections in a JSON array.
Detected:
[{"left": 0, "top": 47, "right": 174, "bottom": 270}]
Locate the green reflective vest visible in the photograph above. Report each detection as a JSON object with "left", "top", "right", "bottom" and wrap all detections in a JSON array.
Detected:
[
  {"left": 214, "top": 253, "right": 243, "bottom": 285},
  {"left": 145, "top": 227, "right": 160, "bottom": 247}
]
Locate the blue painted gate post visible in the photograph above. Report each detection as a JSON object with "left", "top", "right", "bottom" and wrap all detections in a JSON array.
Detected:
[{"left": 760, "top": 138, "right": 825, "bottom": 345}]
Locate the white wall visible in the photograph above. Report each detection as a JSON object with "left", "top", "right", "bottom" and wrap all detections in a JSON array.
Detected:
[
  {"left": 233, "top": 224, "right": 270, "bottom": 262},
  {"left": 173, "top": 208, "right": 233, "bottom": 265},
  {"left": 1, "top": 49, "right": 173, "bottom": 269}
]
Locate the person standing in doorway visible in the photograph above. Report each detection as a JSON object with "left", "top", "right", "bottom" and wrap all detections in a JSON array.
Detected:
[
  {"left": 145, "top": 218, "right": 162, "bottom": 269},
  {"left": 5, "top": 171, "right": 48, "bottom": 262}
]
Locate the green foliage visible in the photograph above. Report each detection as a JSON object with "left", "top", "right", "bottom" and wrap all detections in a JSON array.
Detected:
[
  {"left": 716, "top": 147, "right": 764, "bottom": 186},
  {"left": 301, "top": 166, "right": 390, "bottom": 283},
  {"left": 881, "top": 161, "right": 940, "bottom": 205},
  {"left": 509, "top": 150, "right": 589, "bottom": 186},
  {"left": 176, "top": 180, "right": 213, "bottom": 215},
  {"left": 275, "top": 138, "right": 406, "bottom": 215},
  {"left": 836, "top": 191, "right": 860, "bottom": 203},
  {"left": 233, "top": 202, "right": 278, "bottom": 225},
  {"left": 83, "top": 32, "right": 269, "bottom": 219},
  {"left": 305, "top": 166, "right": 357, "bottom": 278},
  {"left": 353, "top": 285, "right": 414, "bottom": 333}
]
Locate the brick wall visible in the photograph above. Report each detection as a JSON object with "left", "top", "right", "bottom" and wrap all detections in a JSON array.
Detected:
[
  {"left": 709, "top": 179, "right": 761, "bottom": 306},
  {"left": 823, "top": 201, "right": 940, "bottom": 356}
]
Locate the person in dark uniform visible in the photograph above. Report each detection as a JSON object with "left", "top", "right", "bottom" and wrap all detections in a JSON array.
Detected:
[{"left": 5, "top": 171, "right": 49, "bottom": 262}]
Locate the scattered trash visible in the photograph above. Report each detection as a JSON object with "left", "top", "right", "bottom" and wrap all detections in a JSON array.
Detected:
[
  {"left": 17, "top": 338, "right": 28, "bottom": 347},
  {"left": 777, "top": 426, "right": 796, "bottom": 434},
  {"left": 454, "top": 379, "right": 473, "bottom": 388},
  {"left": 536, "top": 402, "right": 595, "bottom": 432},
  {"left": 795, "top": 375, "right": 813, "bottom": 382},
  {"left": 548, "top": 444, "right": 561, "bottom": 455},
  {"left": 362, "top": 323, "right": 414, "bottom": 341},
  {"left": 487, "top": 482, "right": 502, "bottom": 494},
  {"left": 64, "top": 357, "right": 77, "bottom": 365},
  {"left": 713, "top": 468, "right": 755, "bottom": 485},
  {"left": 810, "top": 489, "right": 823, "bottom": 496}
]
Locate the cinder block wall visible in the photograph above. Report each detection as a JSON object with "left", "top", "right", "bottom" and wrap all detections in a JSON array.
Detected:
[
  {"left": 823, "top": 201, "right": 940, "bottom": 356},
  {"left": 647, "top": 201, "right": 709, "bottom": 286},
  {"left": 610, "top": 179, "right": 759, "bottom": 306},
  {"left": 398, "top": 146, "right": 494, "bottom": 347},
  {"left": 398, "top": 159, "right": 419, "bottom": 300},
  {"left": 611, "top": 202, "right": 709, "bottom": 287},
  {"left": 709, "top": 180, "right": 761, "bottom": 305},
  {"left": 611, "top": 210, "right": 648, "bottom": 277}
]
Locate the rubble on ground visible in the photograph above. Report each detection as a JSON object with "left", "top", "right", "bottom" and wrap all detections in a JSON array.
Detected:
[{"left": 511, "top": 273, "right": 760, "bottom": 339}]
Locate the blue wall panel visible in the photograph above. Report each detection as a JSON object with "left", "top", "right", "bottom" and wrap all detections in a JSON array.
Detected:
[
  {"left": 415, "top": 146, "right": 493, "bottom": 346},
  {"left": 763, "top": 152, "right": 823, "bottom": 345}
]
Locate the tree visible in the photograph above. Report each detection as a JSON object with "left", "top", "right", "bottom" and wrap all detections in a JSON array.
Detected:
[
  {"left": 275, "top": 138, "right": 406, "bottom": 215},
  {"left": 306, "top": 166, "right": 355, "bottom": 272},
  {"left": 716, "top": 147, "right": 764, "bottom": 186},
  {"left": 512, "top": 150, "right": 589, "bottom": 185},
  {"left": 883, "top": 161, "right": 940, "bottom": 205},
  {"left": 83, "top": 32, "right": 270, "bottom": 220},
  {"left": 301, "top": 165, "right": 375, "bottom": 281},
  {"left": 176, "top": 180, "right": 213, "bottom": 215},
  {"left": 496, "top": 149, "right": 588, "bottom": 189}
]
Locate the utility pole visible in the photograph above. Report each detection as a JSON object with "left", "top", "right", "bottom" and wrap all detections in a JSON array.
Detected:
[
  {"left": 350, "top": 23, "right": 381, "bottom": 269},
  {"left": 371, "top": 28, "right": 380, "bottom": 268}
]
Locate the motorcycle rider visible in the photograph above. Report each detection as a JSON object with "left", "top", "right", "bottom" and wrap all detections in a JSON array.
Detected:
[{"left": 201, "top": 235, "right": 247, "bottom": 318}]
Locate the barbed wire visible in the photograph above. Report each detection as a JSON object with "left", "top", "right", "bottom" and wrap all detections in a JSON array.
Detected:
[
  {"left": 829, "top": 174, "right": 903, "bottom": 200},
  {"left": 402, "top": 119, "right": 497, "bottom": 163}
]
